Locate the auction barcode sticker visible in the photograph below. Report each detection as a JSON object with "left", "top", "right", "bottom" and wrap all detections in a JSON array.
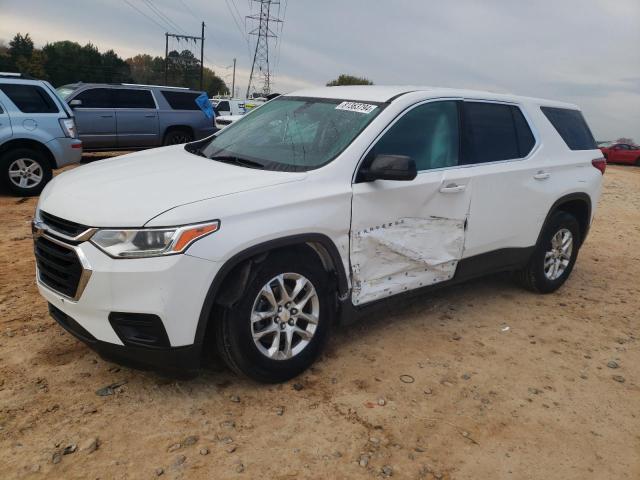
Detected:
[{"left": 335, "top": 101, "right": 378, "bottom": 114}]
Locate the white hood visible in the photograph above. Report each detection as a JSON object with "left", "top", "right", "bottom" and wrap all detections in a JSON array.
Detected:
[{"left": 39, "top": 145, "right": 305, "bottom": 227}]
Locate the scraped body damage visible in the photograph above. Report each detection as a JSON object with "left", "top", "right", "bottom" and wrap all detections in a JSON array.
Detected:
[{"left": 350, "top": 217, "right": 465, "bottom": 304}]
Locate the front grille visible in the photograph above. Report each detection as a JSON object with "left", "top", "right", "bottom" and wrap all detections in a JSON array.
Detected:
[
  {"left": 35, "top": 236, "right": 83, "bottom": 298},
  {"left": 41, "top": 211, "right": 89, "bottom": 238}
]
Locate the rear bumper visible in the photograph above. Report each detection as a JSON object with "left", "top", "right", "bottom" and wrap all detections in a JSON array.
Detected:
[
  {"left": 47, "top": 137, "right": 83, "bottom": 168},
  {"left": 49, "top": 303, "right": 201, "bottom": 374}
]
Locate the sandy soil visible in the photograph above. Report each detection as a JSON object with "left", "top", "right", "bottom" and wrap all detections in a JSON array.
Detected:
[{"left": 0, "top": 162, "right": 638, "bottom": 479}]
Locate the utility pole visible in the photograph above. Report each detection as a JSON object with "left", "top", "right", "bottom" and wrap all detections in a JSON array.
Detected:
[
  {"left": 163, "top": 27, "right": 205, "bottom": 88},
  {"left": 164, "top": 32, "right": 169, "bottom": 85},
  {"left": 231, "top": 58, "right": 236, "bottom": 98},
  {"left": 246, "top": 0, "right": 282, "bottom": 98},
  {"left": 200, "top": 21, "right": 205, "bottom": 91}
]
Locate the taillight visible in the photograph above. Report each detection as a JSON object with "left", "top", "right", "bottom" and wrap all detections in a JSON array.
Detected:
[{"left": 592, "top": 157, "right": 606, "bottom": 174}]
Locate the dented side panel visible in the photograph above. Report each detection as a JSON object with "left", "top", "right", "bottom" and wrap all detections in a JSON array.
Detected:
[
  {"left": 350, "top": 217, "right": 465, "bottom": 304},
  {"left": 350, "top": 169, "right": 473, "bottom": 306}
]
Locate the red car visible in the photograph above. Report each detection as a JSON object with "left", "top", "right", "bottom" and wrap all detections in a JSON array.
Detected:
[{"left": 599, "top": 143, "right": 640, "bottom": 166}]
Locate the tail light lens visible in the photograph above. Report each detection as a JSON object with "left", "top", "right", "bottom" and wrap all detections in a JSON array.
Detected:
[
  {"left": 59, "top": 118, "right": 78, "bottom": 138},
  {"left": 592, "top": 157, "right": 606, "bottom": 175}
]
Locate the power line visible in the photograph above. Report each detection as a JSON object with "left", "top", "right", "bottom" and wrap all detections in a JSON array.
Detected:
[
  {"left": 144, "top": 0, "right": 188, "bottom": 35},
  {"left": 272, "top": 0, "right": 287, "bottom": 82},
  {"left": 122, "top": 0, "right": 167, "bottom": 31},
  {"left": 224, "top": 0, "right": 248, "bottom": 42},
  {"left": 178, "top": 0, "right": 199, "bottom": 22}
]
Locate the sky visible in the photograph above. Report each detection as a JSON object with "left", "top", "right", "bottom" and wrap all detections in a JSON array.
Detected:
[{"left": 1, "top": 0, "right": 639, "bottom": 141}]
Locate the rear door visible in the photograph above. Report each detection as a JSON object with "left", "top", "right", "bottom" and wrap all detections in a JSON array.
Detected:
[
  {"left": 114, "top": 88, "right": 159, "bottom": 148},
  {"left": 70, "top": 88, "right": 117, "bottom": 149},
  {"left": 350, "top": 100, "right": 472, "bottom": 305},
  {"left": 459, "top": 101, "right": 543, "bottom": 258}
]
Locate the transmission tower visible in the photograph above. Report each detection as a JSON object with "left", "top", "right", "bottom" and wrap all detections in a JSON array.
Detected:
[{"left": 246, "top": 0, "right": 282, "bottom": 98}]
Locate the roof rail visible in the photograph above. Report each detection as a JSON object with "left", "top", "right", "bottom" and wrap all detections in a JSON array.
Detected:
[
  {"left": 0, "top": 72, "right": 36, "bottom": 80},
  {"left": 119, "top": 83, "right": 192, "bottom": 90}
]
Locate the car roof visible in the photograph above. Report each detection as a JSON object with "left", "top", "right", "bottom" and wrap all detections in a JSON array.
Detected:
[
  {"left": 62, "top": 82, "right": 201, "bottom": 92},
  {"left": 285, "top": 85, "right": 579, "bottom": 109}
]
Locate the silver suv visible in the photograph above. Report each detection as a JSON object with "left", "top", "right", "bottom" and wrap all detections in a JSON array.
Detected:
[
  {"left": 0, "top": 73, "right": 82, "bottom": 196},
  {"left": 57, "top": 83, "right": 216, "bottom": 150}
]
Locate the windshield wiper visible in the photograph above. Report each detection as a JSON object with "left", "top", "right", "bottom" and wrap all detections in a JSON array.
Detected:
[{"left": 209, "top": 155, "right": 266, "bottom": 169}]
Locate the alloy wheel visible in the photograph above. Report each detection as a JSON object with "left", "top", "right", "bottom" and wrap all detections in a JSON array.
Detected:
[
  {"left": 8, "top": 158, "right": 43, "bottom": 189},
  {"left": 544, "top": 228, "right": 573, "bottom": 280},
  {"left": 251, "top": 273, "right": 319, "bottom": 360}
]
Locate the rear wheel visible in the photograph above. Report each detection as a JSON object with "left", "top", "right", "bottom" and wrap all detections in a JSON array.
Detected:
[
  {"left": 1, "top": 148, "right": 52, "bottom": 196},
  {"left": 516, "top": 211, "right": 580, "bottom": 293},
  {"left": 635, "top": 157, "right": 640, "bottom": 167},
  {"left": 163, "top": 128, "right": 193, "bottom": 146},
  {"left": 215, "top": 253, "right": 333, "bottom": 383}
]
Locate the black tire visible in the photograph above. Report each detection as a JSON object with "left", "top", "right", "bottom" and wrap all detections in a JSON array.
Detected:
[
  {"left": 1, "top": 147, "right": 52, "bottom": 196},
  {"left": 635, "top": 157, "right": 640, "bottom": 167},
  {"left": 163, "top": 128, "right": 193, "bottom": 146},
  {"left": 215, "top": 253, "right": 333, "bottom": 383},
  {"left": 516, "top": 211, "right": 581, "bottom": 293}
]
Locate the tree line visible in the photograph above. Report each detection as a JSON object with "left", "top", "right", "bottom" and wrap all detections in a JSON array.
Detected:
[{"left": 0, "top": 33, "right": 228, "bottom": 95}]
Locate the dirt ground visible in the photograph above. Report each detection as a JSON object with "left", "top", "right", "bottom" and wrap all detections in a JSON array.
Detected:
[{"left": 0, "top": 161, "right": 638, "bottom": 479}]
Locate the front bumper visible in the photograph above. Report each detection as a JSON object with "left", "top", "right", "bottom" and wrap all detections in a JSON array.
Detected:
[
  {"left": 37, "top": 237, "right": 220, "bottom": 372},
  {"left": 49, "top": 303, "right": 201, "bottom": 373}
]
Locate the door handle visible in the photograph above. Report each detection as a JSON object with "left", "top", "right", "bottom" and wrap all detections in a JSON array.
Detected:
[
  {"left": 439, "top": 183, "right": 466, "bottom": 194},
  {"left": 144, "top": 114, "right": 156, "bottom": 118},
  {"left": 100, "top": 114, "right": 113, "bottom": 118},
  {"left": 533, "top": 171, "right": 550, "bottom": 180}
]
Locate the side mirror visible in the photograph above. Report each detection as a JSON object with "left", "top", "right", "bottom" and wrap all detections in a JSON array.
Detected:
[
  {"left": 360, "top": 154, "right": 417, "bottom": 182},
  {"left": 69, "top": 99, "right": 83, "bottom": 108}
]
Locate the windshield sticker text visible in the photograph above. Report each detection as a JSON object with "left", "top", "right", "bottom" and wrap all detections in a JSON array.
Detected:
[{"left": 335, "top": 102, "right": 378, "bottom": 114}]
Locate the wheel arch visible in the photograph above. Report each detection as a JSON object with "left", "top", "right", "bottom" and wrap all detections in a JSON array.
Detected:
[
  {"left": 538, "top": 193, "right": 592, "bottom": 247},
  {"left": 162, "top": 125, "right": 195, "bottom": 140},
  {"left": 193, "top": 233, "right": 349, "bottom": 351},
  {"left": 0, "top": 138, "right": 57, "bottom": 170}
]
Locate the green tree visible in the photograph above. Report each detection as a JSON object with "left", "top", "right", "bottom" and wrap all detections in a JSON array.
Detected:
[
  {"left": 100, "top": 49, "right": 132, "bottom": 83},
  {"left": 42, "top": 41, "right": 103, "bottom": 85},
  {"left": 326, "top": 74, "right": 373, "bottom": 86},
  {"left": 9, "top": 33, "right": 34, "bottom": 63}
]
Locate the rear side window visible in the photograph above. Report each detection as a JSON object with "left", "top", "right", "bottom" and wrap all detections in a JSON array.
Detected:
[
  {"left": 371, "top": 100, "right": 460, "bottom": 171},
  {"left": 217, "top": 101, "right": 230, "bottom": 112},
  {"left": 0, "top": 84, "right": 59, "bottom": 113},
  {"left": 74, "top": 88, "right": 113, "bottom": 108},
  {"left": 161, "top": 90, "right": 201, "bottom": 110},
  {"left": 462, "top": 102, "right": 535, "bottom": 164},
  {"left": 113, "top": 89, "right": 156, "bottom": 109},
  {"left": 512, "top": 107, "right": 536, "bottom": 157},
  {"left": 541, "top": 107, "right": 596, "bottom": 150}
]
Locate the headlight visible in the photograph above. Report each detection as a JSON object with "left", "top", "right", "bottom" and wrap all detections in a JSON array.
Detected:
[{"left": 90, "top": 221, "right": 219, "bottom": 258}]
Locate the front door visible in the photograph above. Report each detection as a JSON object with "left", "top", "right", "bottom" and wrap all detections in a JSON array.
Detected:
[
  {"left": 350, "top": 100, "right": 472, "bottom": 306},
  {"left": 71, "top": 88, "right": 117, "bottom": 149}
]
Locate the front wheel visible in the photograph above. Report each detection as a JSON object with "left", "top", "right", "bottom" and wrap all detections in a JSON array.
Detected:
[
  {"left": 516, "top": 211, "right": 581, "bottom": 293},
  {"left": 215, "top": 254, "right": 333, "bottom": 383}
]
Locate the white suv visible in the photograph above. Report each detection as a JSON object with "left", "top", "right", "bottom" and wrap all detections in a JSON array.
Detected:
[{"left": 33, "top": 86, "right": 604, "bottom": 382}]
